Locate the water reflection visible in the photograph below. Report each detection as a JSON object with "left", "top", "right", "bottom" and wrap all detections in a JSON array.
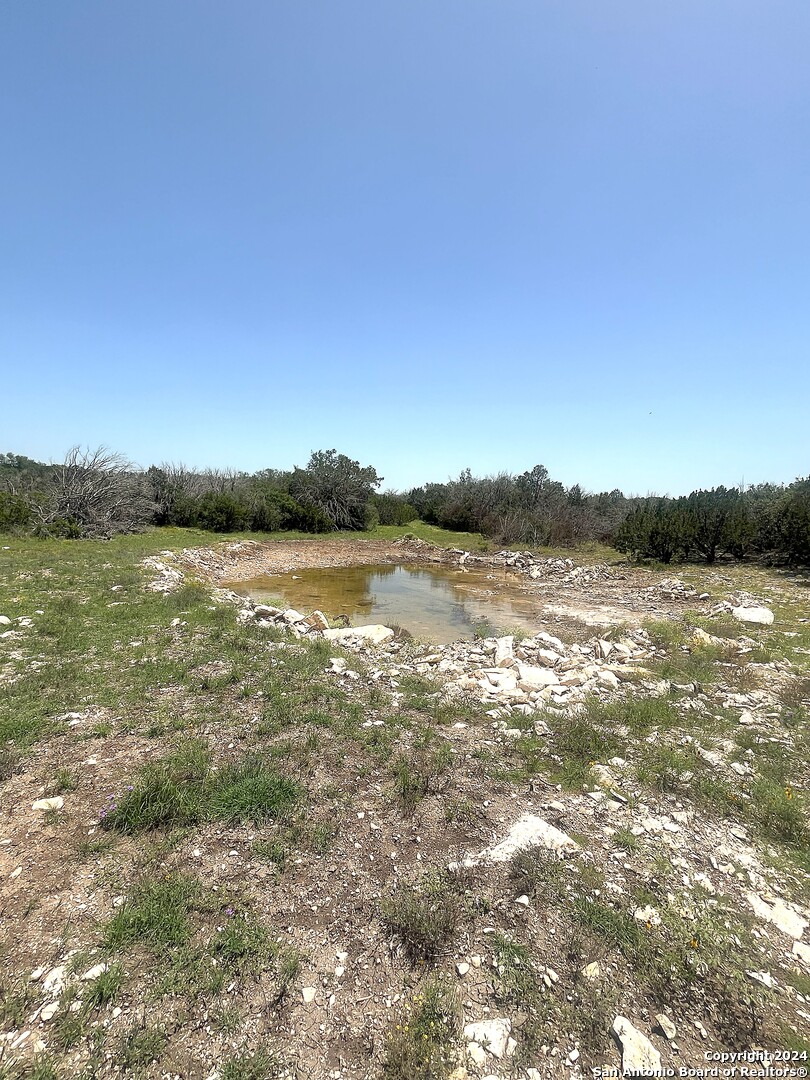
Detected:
[{"left": 228, "top": 563, "right": 545, "bottom": 644}]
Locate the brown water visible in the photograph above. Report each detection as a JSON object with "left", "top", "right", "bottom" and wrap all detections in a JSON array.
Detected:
[{"left": 228, "top": 563, "right": 547, "bottom": 644}]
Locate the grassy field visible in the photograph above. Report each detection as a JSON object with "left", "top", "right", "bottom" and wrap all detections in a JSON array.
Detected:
[{"left": 1, "top": 527, "right": 809, "bottom": 1077}]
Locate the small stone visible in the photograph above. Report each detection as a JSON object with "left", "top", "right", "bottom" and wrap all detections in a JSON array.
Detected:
[
  {"left": 40, "top": 1002, "right": 59, "bottom": 1022},
  {"left": 656, "top": 1014, "right": 677, "bottom": 1040},
  {"left": 301, "top": 986, "right": 317, "bottom": 1003},
  {"left": 515, "top": 894, "right": 530, "bottom": 907},
  {"left": 612, "top": 1015, "right": 661, "bottom": 1073},
  {"left": 581, "top": 961, "right": 601, "bottom": 980},
  {"left": 456, "top": 962, "right": 470, "bottom": 977},
  {"left": 29, "top": 967, "right": 46, "bottom": 982},
  {"left": 305, "top": 610, "right": 329, "bottom": 631},
  {"left": 634, "top": 905, "right": 662, "bottom": 927},
  {"left": 81, "top": 963, "right": 108, "bottom": 981},
  {"left": 32, "top": 797, "right": 63, "bottom": 812}
]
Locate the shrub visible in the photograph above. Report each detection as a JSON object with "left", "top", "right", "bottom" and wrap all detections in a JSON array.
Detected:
[{"left": 380, "top": 870, "right": 465, "bottom": 962}]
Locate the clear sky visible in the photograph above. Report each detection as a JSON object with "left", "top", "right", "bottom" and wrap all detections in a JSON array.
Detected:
[{"left": 1, "top": 1, "right": 808, "bottom": 496}]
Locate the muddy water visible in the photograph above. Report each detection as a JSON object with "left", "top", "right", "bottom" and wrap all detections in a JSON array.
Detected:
[{"left": 227, "top": 563, "right": 549, "bottom": 644}]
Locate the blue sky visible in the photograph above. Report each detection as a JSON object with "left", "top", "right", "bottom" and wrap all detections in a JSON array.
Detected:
[{"left": 1, "top": 1, "right": 808, "bottom": 495}]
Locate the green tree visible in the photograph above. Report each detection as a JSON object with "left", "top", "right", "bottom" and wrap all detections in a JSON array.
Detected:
[{"left": 289, "top": 450, "right": 382, "bottom": 531}]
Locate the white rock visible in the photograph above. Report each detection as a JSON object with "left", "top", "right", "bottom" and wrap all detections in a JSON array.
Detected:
[
  {"left": 731, "top": 606, "right": 774, "bottom": 626},
  {"left": 32, "top": 797, "right": 63, "bottom": 812},
  {"left": 42, "top": 966, "right": 65, "bottom": 996},
  {"left": 634, "top": 905, "right": 662, "bottom": 927},
  {"left": 0, "top": 615, "right": 11, "bottom": 626},
  {"left": 301, "top": 986, "right": 317, "bottom": 1003},
  {"left": 81, "top": 963, "right": 108, "bottom": 981},
  {"left": 612, "top": 1016, "right": 661, "bottom": 1073},
  {"left": 656, "top": 1014, "right": 677, "bottom": 1040},
  {"left": 516, "top": 664, "right": 559, "bottom": 689},
  {"left": 456, "top": 962, "right": 470, "bottom": 977},
  {"left": 514, "top": 894, "right": 530, "bottom": 907},
  {"left": 40, "top": 1002, "right": 59, "bottom": 1022},
  {"left": 581, "top": 961, "right": 601, "bottom": 980},
  {"left": 463, "top": 1018, "right": 511, "bottom": 1059},
  {"left": 254, "top": 604, "right": 282, "bottom": 618},
  {"left": 473, "top": 814, "right": 579, "bottom": 866},
  {"left": 466, "top": 1042, "right": 488, "bottom": 1067},
  {"left": 494, "top": 636, "right": 514, "bottom": 666},
  {"left": 323, "top": 624, "right": 395, "bottom": 645},
  {"left": 282, "top": 609, "right": 306, "bottom": 623},
  {"left": 747, "top": 893, "right": 808, "bottom": 939},
  {"left": 598, "top": 669, "right": 620, "bottom": 689}
]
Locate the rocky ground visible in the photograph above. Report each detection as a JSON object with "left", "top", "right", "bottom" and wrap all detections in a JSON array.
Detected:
[{"left": 1, "top": 531, "right": 809, "bottom": 1079}]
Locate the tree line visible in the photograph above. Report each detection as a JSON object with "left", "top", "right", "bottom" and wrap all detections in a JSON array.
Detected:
[{"left": 0, "top": 448, "right": 807, "bottom": 565}]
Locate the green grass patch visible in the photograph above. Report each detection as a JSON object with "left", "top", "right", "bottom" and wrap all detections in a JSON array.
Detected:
[{"left": 101, "top": 741, "right": 303, "bottom": 833}]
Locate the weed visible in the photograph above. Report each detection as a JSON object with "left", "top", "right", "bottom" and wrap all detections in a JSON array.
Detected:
[
  {"left": 382, "top": 977, "right": 460, "bottom": 1080},
  {"left": 613, "top": 827, "right": 640, "bottom": 853},
  {"left": 83, "top": 963, "right": 123, "bottom": 1008},
  {"left": 443, "top": 797, "right": 479, "bottom": 825},
  {"left": 492, "top": 934, "right": 537, "bottom": 1006},
  {"left": 0, "top": 746, "right": 21, "bottom": 781},
  {"left": 510, "top": 846, "right": 568, "bottom": 904},
  {"left": 212, "top": 911, "right": 271, "bottom": 976},
  {"left": 380, "top": 870, "right": 466, "bottom": 963},
  {"left": 117, "top": 1024, "right": 168, "bottom": 1070},
  {"left": 52, "top": 768, "right": 78, "bottom": 793},
  {"left": 251, "top": 838, "right": 288, "bottom": 871},
  {"left": 209, "top": 756, "right": 302, "bottom": 825},
  {"left": 220, "top": 1047, "right": 281, "bottom": 1080},
  {"left": 392, "top": 732, "right": 452, "bottom": 816}
]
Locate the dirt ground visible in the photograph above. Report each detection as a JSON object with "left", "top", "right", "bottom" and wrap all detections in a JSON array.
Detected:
[{"left": 1, "top": 533, "right": 809, "bottom": 1079}]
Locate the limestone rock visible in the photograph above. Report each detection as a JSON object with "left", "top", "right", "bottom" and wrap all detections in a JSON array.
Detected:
[
  {"left": 494, "top": 636, "right": 514, "bottom": 666},
  {"left": 612, "top": 1016, "right": 661, "bottom": 1073},
  {"left": 323, "top": 624, "right": 395, "bottom": 645},
  {"left": 254, "top": 604, "right": 282, "bottom": 619},
  {"left": 32, "top": 797, "right": 63, "bottom": 812},
  {"left": 516, "top": 664, "right": 558, "bottom": 690},
  {"left": 463, "top": 1018, "right": 511, "bottom": 1059},
  {"left": 747, "top": 893, "right": 808, "bottom": 939},
  {"left": 81, "top": 963, "right": 108, "bottom": 981},
  {"left": 476, "top": 814, "right": 579, "bottom": 865},
  {"left": 731, "top": 606, "right": 774, "bottom": 626},
  {"left": 282, "top": 608, "right": 306, "bottom": 624},
  {"left": 304, "top": 610, "right": 329, "bottom": 631},
  {"left": 656, "top": 1014, "right": 677, "bottom": 1040}
]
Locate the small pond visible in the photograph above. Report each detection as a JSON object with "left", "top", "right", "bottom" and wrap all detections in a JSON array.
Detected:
[{"left": 227, "top": 563, "right": 547, "bottom": 644}]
